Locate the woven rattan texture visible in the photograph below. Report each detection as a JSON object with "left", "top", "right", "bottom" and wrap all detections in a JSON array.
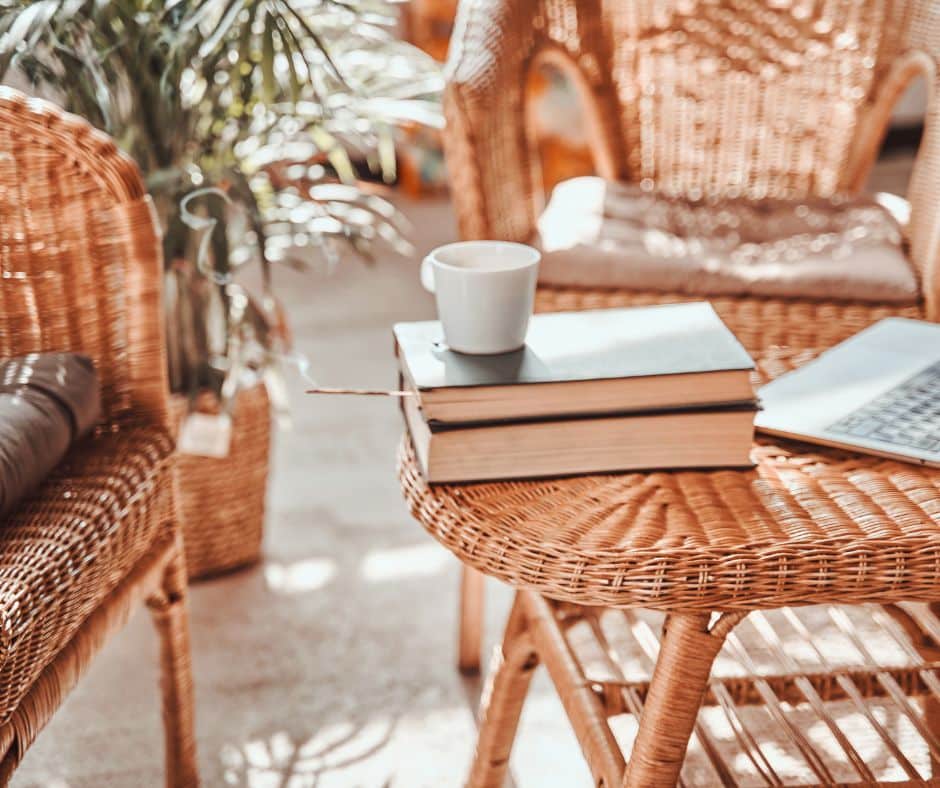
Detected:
[
  {"left": 471, "top": 593, "right": 940, "bottom": 786},
  {"left": 535, "top": 287, "right": 925, "bottom": 355},
  {"left": 0, "top": 87, "right": 170, "bottom": 426},
  {"left": 0, "top": 89, "right": 197, "bottom": 784},
  {"left": 443, "top": 0, "right": 940, "bottom": 317},
  {"left": 171, "top": 385, "right": 271, "bottom": 580},
  {"left": 399, "top": 345, "right": 940, "bottom": 611},
  {"left": 562, "top": 602, "right": 940, "bottom": 709},
  {"left": 0, "top": 427, "right": 174, "bottom": 724}
]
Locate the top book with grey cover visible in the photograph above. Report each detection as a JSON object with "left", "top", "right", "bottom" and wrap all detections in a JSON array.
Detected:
[{"left": 394, "top": 302, "right": 756, "bottom": 424}]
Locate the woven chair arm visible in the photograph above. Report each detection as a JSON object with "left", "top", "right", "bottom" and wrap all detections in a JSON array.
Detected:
[
  {"left": 96, "top": 194, "right": 172, "bottom": 429},
  {"left": 905, "top": 54, "right": 940, "bottom": 320},
  {"left": 443, "top": 0, "right": 544, "bottom": 242}
]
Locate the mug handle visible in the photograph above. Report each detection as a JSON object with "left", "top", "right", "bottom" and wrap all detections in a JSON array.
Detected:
[{"left": 420, "top": 256, "right": 435, "bottom": 293}]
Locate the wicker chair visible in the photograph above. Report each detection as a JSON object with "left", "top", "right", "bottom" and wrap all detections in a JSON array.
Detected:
[
  {"left": 423, "top": 0, "right": 940, "bottom": 783},
  {"left": 443, "top": 0, "right": 938, "bottom": 675},
  {"left": 0, "top": 89, "right": 197, "bottom": 785}
]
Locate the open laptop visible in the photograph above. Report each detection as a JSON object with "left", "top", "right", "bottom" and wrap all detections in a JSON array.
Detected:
[{"left": 755, "top": 318, "right": 940, "bottom": 468}]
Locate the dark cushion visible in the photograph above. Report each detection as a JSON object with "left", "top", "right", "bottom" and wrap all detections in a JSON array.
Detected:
[{"left": 0, "top": 353, "right": 100, "bottom": 516}]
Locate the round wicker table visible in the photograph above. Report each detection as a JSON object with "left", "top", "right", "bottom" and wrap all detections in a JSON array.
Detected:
[{"left": 397, "top": 345, "right": 940, "bottom": 787}]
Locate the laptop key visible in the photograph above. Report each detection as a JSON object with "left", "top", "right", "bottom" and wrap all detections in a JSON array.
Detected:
[
  {"left": 842, "top": 419, "right": 883, "bottom": 437},
  {"left": 828, "top": 360, "right": 940, "bottom": 451}
]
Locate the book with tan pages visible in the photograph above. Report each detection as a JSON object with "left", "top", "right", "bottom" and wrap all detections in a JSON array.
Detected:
[
  {"left": 396, "top": 302, "right": 757, "bottom": 482},
  {"left": 394, "top": 302, "right": 755, "bottom": 425},
  {"left": 402, "top": 390, "right": 755, "bottom": 483}
]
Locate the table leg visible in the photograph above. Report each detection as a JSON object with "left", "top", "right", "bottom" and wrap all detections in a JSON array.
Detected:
[
  {"left": 459, "top": 565, "right": 485, "bottom": 674},
  {"left": 522, "top": 592, "right": 626, "bottom": 786},
  {"left": 468, "top": 594, "right": 536, "bottom": 788},
  {"left": 623, "top": 610, "right": 746, "bottom": 788}
]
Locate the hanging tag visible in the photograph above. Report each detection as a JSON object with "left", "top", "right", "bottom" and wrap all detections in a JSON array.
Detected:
[
  {"left": 178, "top": 412, "right": 233, "bottom": 458},
  {"left": 264, "top": 365, "right": 292, "bottom": 431}
]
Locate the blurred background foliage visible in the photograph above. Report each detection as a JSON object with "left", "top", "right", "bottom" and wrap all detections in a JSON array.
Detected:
[{"left": 0, "top": 0, "right": 442, "bottom": 400}]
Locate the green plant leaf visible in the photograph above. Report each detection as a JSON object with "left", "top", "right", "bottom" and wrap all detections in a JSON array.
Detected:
[
  {"left": 197, "top": 0, "right": 246, "bottom": 59},
  {"left": 260, "top": 8, "right": 276, "bottom": 104},
  {"left": 0, "top": 0, "right": 443, "bottom": 398}
]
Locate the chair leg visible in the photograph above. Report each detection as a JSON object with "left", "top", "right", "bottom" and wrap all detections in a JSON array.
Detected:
[
  {"left": 148, "top": 542, "right": 199, "bottom": 788},
  {"left": 623, "top": 611, "right": 745, "bottom": 788},
  {"left": 468, "top": 594, "right": 537, "bottom": 788},
  {"left": 459, "top": 565, "right": 485, "bottom": 675}
]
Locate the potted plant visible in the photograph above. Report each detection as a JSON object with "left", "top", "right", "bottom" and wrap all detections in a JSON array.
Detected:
[{"left": 0, "top": 0, "right": 441, "bottom": 577}]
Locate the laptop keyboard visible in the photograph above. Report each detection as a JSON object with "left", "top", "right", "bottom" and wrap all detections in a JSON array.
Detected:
[{"left": 827, "top": 360, "right": 940, "bottom": 452}]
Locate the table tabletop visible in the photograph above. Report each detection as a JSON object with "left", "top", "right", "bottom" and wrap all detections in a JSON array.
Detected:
[{"left": 398, "top": 346, "right": 940, "bottom": 611}]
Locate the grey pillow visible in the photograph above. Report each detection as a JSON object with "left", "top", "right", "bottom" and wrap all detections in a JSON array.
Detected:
[{"left": 0, "top": 353, "right": 101, "bottom": 517}]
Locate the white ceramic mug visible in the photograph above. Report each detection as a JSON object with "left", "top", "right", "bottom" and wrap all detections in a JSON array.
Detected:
[{"left": 421, "top": 241, "right": 541, "bottom": 354}]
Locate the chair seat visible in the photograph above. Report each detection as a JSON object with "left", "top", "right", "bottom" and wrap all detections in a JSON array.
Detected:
[
  {"left": 398, "top": 341, "right": 940, "bottom": 612},
  {"left": 0, "top": 424, "right": 174, "bottom": 725},
  {"left": 534, "top": 286, "right": 926, "bottom": 355},
  {"left": 542, "top": 596, "right": 940, "bottom": 785}
]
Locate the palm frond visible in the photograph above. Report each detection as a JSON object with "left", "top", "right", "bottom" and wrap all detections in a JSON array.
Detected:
[{"left": 0, "top": 0, "right": 442, "bottom": 396}]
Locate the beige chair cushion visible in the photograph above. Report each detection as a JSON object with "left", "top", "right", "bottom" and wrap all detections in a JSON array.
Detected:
[{"left": 535, "top": 177, "right": 920, "bottom": 303}]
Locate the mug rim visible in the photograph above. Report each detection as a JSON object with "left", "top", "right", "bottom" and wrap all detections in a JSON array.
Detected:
[{"left": 427, "top": 241, "right": 540, "bottom": 274}]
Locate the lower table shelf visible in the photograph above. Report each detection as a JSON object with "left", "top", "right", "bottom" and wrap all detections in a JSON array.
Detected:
[{"left": 547, "top": 599, "right": 940, "bottom": 786}]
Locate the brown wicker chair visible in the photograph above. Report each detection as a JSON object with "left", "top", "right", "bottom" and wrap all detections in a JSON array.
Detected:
[
  {"left": 424, "top": 0, "right": 940, "bottom": 783},
  {"left": 0, "top": 89, "right": 197, "bottom": 785},
  {"left": 443, "top": 0, "right": 938, "bottom": 676}
]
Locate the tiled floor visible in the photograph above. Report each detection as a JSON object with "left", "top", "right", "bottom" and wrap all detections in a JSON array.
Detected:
[{"left": 14, "top": 152, "right": 917, "bottom": 787}]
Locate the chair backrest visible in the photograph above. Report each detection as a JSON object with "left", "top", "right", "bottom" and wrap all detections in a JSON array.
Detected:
[
  {"left": 443, "top": 0, "right": 940, "bottom": 315},
  {"left": 0, "top": 88, "right": 170, "bottom": 426},
  {"left": 564, "top": 0, "right": 917, "bottom": 199}
]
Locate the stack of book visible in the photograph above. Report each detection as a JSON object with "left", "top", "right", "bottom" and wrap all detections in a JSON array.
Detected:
[{"left": 396, "top": 302, "right": 757, "bottom": 483}]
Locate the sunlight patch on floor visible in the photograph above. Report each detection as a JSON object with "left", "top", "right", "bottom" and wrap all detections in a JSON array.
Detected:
[
  {"left": 218, "top": 702, "right": 476, "bottom": 788},
  {"left": 360, "top": 542, "right": 451, "bottom": 583},
  {"left": 264, "top": 558, "right": 337, "bottom": 594}
]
